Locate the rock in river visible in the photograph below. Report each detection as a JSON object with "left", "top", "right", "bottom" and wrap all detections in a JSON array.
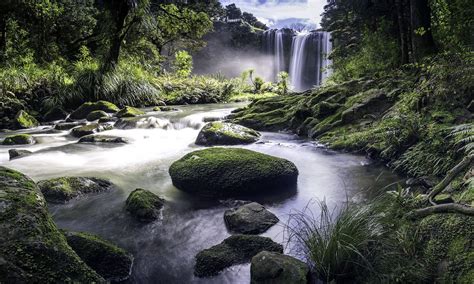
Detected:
[
  {"left": 194, "top": 235, "right": 283, "bottom": 277},
  {"left": 195, "top": 122, "right": 261, "bottom": 146},
  {"left": 251, "top": 251, "right": 310, "bottom": 284},
  {"left": 224, "top": 202, "right": 279, "bottom": 234},
  {"left": 116, "top": 106, "right": 145, "bottom": 118},
  {"left": 38, "top": 176, "right": 114, "bottom": 203},
  {"left": 64, "top": 231, "right": 133, "bottom": 282},
  {"left": 125, "top": 188, "right": 165, "bottom": 221},
  {"left": 0, "top": 166, "right": 103, "bottom": 282},
  {"left": 78, "top": 135, "right": 128, "bottom": 144},
  {"left": 2, "top": 134, "right": 35, "bottom": 145},
  {"left": 70, "top": 100, "right": 119, "bottom": 119},
  {"left": 86, "top": 110, "right": 109, "bottom": 121},
  {"left": 70, "top": 123, "right": 113, "bottom": 138},
  {"left": 14, "top": 110, "right": 39, "bottom": 129},
  {"left": 8, "top": 149, "right": 32, "bottom": 160},
  {"left": 169, "top": 148, "right": 298, "bottom": 197}
]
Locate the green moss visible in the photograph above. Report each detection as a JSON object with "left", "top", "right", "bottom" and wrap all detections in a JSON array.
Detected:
[
  {"left": 14, "top": 110, "right": 39, "bottom": 129},
  {"left": 2, "top": 134, "right": 35, "bottom": 145},
  {"left": 196, "top": 122, "right": 260, "bottom": 146},
  {"left": 64, "top": 231, "right": 133, "bottom": 282},
  {"left": 86, "top": 110, "right": 109, "bottom": 121},
  {"left": 37, "top": 176, "right": 113, "bottom": 203},
  {"left": 125, "top": 188, "right": 165, "bottom": 221},
  {"left": 70, "top": 100, "right": 119, "bottom": 119},
  {"left": 169, "top": 147, "right": 298, "bottom": 197},
  {"left": 0, "top": 166, "right": 103, "bottom": 282},
  {"left": 116, "top": 106, "right": 145, "bottom": 118}
]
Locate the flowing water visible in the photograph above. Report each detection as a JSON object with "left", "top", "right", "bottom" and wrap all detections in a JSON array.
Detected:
[{"left": 0, "top": 103, "right": 402, "bottom": 283}]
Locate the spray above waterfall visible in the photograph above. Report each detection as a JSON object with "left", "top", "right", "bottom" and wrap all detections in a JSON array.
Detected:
[{"left": 262, "top": 29, "right": 332, "bottom": 91}]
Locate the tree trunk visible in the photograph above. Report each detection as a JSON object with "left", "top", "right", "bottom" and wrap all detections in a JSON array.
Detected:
[
  {"left": 0, "top": 15, "right": 6, "bottom": 60},
  {"left": 409, "top": 0, "right": 436, "bottom": 62},
  {"left": 395, "top": 0, "right": 409, "bottom": 65},
  {"left": 103, "top": 2, "right": 131, "bottom": 72}
]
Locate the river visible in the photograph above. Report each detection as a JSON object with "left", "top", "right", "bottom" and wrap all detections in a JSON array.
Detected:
[{"left": 0, "top": 103, "right": 402, "bottom": 283}]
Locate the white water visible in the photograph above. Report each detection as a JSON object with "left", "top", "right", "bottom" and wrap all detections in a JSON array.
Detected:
[
  {"left": 0, "top": 103, "right": 400, "bottom": 283},
  {"left": 275, "top": 30, "right": 285, "bottom": 74},
  {"left": 289, "top": 33, "right": 311, "bottom": 91}
]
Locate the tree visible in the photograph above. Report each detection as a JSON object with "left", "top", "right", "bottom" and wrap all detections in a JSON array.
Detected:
[{"left": 174, "top": 50, "right": 192, "bottom": 77}]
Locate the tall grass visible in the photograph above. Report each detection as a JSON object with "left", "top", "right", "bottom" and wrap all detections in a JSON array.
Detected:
[{"left": 285, "top": 200, "right": 384, "bottom": 282}]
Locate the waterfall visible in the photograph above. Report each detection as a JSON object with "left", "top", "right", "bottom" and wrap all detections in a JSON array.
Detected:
[{"left": 262, "top": 29, "right": 332, "bottom": 91}]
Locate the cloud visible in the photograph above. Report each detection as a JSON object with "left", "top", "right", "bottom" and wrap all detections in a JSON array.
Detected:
[{"left": 220, "top": 0, "right": 326, "bottom": 27}]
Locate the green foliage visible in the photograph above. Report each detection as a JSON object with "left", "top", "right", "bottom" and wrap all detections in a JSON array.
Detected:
[
  {"left": 276, "top": 71, "right": 289, "bottom": 95},
  {"left": 173, "top": 50, "right": 193, "bottom": 78}
]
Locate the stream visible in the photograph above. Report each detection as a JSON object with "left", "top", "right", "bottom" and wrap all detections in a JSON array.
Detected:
[{"left": 0, "top": 103, "right": 402, "bottom": 283}]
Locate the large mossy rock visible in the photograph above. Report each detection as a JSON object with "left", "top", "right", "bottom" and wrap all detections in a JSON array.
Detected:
[
  {"left": 54, "top": 121, "right": 85, "bottom": 130},
  {"left": 0, "top": 167, "right": 103, "bottom": 282},
  {"left": 70, "top": 101, "right": 119, "bottom": 119},
  {"left": 43, "top": 107, "right": 68, "bottom": 122},
  {"left": 194, "top": 235, "right": 283, "bottom": 277},
  {"left": 125, "top": 188, "right": 165, "bottom": 222},
  {"left": 224, "top": 202, "right": 279, "bottom": 234},
  {"left": 0, "top": 92, "right": 27, "bottom": 130},
  {"left": 250, "top": 251, "right": 310, "bottom": 284},
  {"left": 38, "top": 176, "right": 114, "bottom": 203},
  {"left": 14, "top": 110, "right": 39, "bottom": 129},
  {"left": 86, "top": 110, "right": 109, "bottom": 122},
  {"left": 169, "top": 148, "right": 298, "bottom": 197},
  {"left": 195, "top": 122, "right": 261, "bottom": 146},
  {"left": 2, "top": 134, "right": 35, "bottom": 145},
  {"left": 71, "top": 123, "right": 113, "bottom": 138},
  {"left": 64, "top": 231, "right": 133, "bottom": 282},
  {"left": 116, "top": 106, "right": 145, "bottom": 118}
]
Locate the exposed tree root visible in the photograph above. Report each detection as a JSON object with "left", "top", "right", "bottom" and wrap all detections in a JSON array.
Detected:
[{"left": 409, "top": 203, "right": 474, "bottom": 219}]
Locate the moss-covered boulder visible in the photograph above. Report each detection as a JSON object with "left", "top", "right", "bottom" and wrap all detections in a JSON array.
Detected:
[
  {"left": 71, "top": 123, "right": 113, "bottom": 138},
  {"left": 78, "top": 135, "right": 128, "bottom": 144},
  {"left": 195, "top": 122, "right": 261, "bottom": 146},
  {"left": 70, "top": 101, "right": 119, "bottom": 119},
  {"left": 224, "top": 202, "right": 279, "bottom": 234},
  {"left": 54, "top": 121, "right": 85, "bottom": 130},
  {"left": 116, "top": 106, "right": 145, "bottom": 118},
  {"left": 2, "top": 134, "right": 35, "bottom": 145},
  {"left": 86, "top": 110, "right": 109, "bottom": 122},
  {"left": 8, "top": 149, "right": 32, "bottom": 160},
  {"left": 64, "top": 231, "right": 133, "bottom": 282},
  {"left": 250, "top": 251, "right": 310, "bottom": 284},
  {"left": 0, "top": 167, "right": 103, "bottom": 282},
  {"left": 14, "top": 110, "right": 39, "bottom": 129},
  {"left": 169, "top": 148, "right": 298, "bottom": 197},
  {"left": 194, "top": 235, "right": 283, "bottom": 277},
  {"left": 37, "top": 176, "right": 114, "bottom": 203},
  {"left": 125, "top": 188, "right": 165, "bottom": 221}
]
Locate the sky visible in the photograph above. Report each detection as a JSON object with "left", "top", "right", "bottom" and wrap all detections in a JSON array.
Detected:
[{"left": 219, "top": 0, "right": 327, "bottom": 28}]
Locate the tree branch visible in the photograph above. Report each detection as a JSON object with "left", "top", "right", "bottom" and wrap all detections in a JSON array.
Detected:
[{"left": 408, "top": 203, "right": 474, "bottom": 219}]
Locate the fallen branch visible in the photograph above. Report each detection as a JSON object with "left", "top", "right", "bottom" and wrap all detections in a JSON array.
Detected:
[
  {"left": 428, "top": 154, "right": 473, "bottom": 205},
  {"left": 408, "top": 203, "right": 474, "bottom": 219}
]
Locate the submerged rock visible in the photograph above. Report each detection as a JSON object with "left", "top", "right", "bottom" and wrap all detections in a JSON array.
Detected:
[
  {"left": 54, "top": 121, "right": 85, "bottom": 130},
  {"left": 194, "top": 235, "right": 283, "bottom": 277},
  {"left": 14, "top": 110, "right": 39, "bottom": 129},
  {"left": 70, "top": 101, "right": 119, "bottom": 119},
  {"left": 8, "top": 149, "right": 32, "bottom": 160},
  {"left": 195, "top": 122, "right": 261, "bottom": 146},
  {"left": 98, "top": 116, "right": 119, "bottom": 123},
  {"left": 251, "top": 251, "right": 310, "bottom": 284},
  {"left": 71, "top": 123, "right": 113, "bottom": 138},
  {"left": 116, "top": 106, "right": 145, "bottom": 118},
  {"left": 153, "top": 106, "right": 179, "bottom": 112},
  {"left": 64, "top": 231, "right": 133, "bottom": 282},
  {"left": 37, "top": 176, "right": 114, "bottom": 203},
  {"left": 86, "top": 110, "right": 109, "bottom": 121},
  {"left": 0, "top": 166, "right": 103, "bottom": 282},
  {"left": 78, "top": 135, "right": 128, "bottom": 144},
  {"left": 169, "top": 148, "right": 298, "bottom": 197},
  {"left": 224, "top": 202, "right": 279, "bottom": 234},
  {"left": 125, "top": 188, "right": 165, "bottom": 221},
  {"left": 2, "top": 134, "right": 35, "bottom": 145}
]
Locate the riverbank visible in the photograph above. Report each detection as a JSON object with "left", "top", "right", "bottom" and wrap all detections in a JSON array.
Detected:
[{"left": 230, "top": 53, "right": 474, "bottom": 282}]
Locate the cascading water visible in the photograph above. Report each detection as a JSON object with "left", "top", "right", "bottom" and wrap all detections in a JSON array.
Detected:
[{"left": 262, "top": 29, "right": 332, "bottom": 91}]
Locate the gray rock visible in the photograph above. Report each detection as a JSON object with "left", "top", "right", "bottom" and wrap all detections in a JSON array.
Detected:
[
  {"left": 251, "top": 251, "right": 310, "bottom": 284},
  {"left": 195, "top": 122, "right": 261, "bottom": 146},
  {"left": 125, "top": 188, "right": 165, "bottom": 221},
  {"left": 224, "top": 202, "right": 279, "bottom": 234},
  {"left": 78, "top": 135, "right": 128, "bottom": 144},
  {"left": 71, "top": 123, "right": 113, "bottom": 138},
  {"left": 54, "top": 121, "right": 85, "bottom": 130},
  {"left": 37, "top": 176, "right": 114, "bottom": 203},
  {"left": 8, "top": 149, "right": 32, "bottom": 160},
  {"left": 194, "top": 235, "right": 283, "bottom": 277}
]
